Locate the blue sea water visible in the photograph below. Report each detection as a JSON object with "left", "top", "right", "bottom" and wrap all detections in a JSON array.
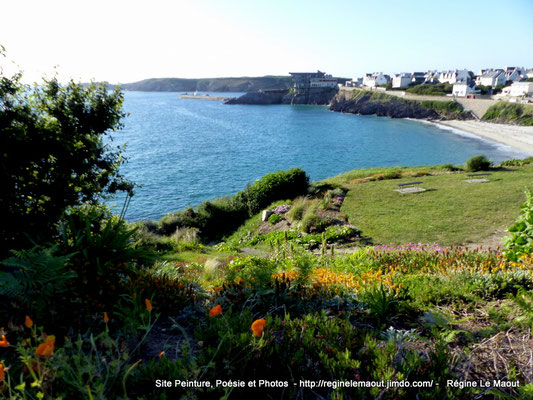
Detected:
[{"left": 109, "top": 91, "right": 528, "bottom": 221}]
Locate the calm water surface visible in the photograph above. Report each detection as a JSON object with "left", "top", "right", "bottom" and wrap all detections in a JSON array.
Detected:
[{"left": 110, "top": 91, "right": 527, "bottom": 221}]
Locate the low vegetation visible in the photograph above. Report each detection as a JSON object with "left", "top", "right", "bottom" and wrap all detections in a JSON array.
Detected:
[
  {"left": 406, "top": 83, "right": 453, "bottom": 96},
  {"left": 482, "top": 102, "right": 533, "bottom": 126}
]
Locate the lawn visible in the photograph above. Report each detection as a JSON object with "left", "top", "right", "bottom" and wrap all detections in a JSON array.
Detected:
[{"left": 336, "top": 164, "right": 533, "bottom": 245}]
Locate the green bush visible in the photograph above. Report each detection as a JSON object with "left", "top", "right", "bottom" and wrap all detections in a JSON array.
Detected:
[
  {"left": 244, "top": 168, "right": 309, "bottom": 215},
  {"left": 268, "top": 213, "right": 282, "bottom": 225},
  {"left": 465, "top": 154, "right": 491, "bottom": 172},
  {"left": 287, "top": 198, "right": 306, "bottom": 222},
  {"left": 442, "top": 163, "right": 463, "bottom": 172},
  {"left": 300, "top": 203, "right": 321, "bottom": 233},
  {"left": 504, "top": 189, "right": 533, "bottom": 261},
  {"left": 482, "top": 102, "right": 533, "bottom": 126},
  {"left": 500, "top": 157, "right": 533, "bottom": 167}
]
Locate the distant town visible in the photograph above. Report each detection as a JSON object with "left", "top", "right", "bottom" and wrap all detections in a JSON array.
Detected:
[{"left": 289, "top": 68, "right": 533, "bottom": 101}]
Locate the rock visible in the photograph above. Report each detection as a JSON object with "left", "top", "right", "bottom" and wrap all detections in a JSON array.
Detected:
[{"left": 262, "top": 210, "right": 273, "bottom": 222}]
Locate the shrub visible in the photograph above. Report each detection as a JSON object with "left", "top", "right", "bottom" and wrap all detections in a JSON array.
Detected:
[
  {"left": 442, "top": 163, "right": 462, "bottom": 172},
  {"left": 300, "top": 204, "right": 321, "bottom": 233},
  {"left": 465, "top": 154, "right": 491, "bottom": 172},
  {"left": 504, "top": 189, "right": 533, "bottom": 261},
  {"left": 244, "top": 168, "right": 309, "bottom": 215},
  {"left": 287, "top": 198, "right": 306, "bottom": 222},
  {"left": 268, "top": 213, "right": 282, "bottom": 225},
  {"left": 0, "top": 245, "right": 76, "bottom": 322}
]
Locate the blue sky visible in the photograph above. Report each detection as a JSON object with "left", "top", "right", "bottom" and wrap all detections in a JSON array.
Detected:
[{"left": 1, "top": 0, "right": 532, "bottom": 82}]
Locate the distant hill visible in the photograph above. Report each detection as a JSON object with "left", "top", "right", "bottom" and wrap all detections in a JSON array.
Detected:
[
  {"left": 115, "top": 75, "right": 349, "bottom": 92},
  {"left": 119, "top": 76, "right": 293, "bottom": 92}
]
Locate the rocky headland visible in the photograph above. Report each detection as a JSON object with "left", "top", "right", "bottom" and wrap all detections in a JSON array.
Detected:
[{"left": 225, "top": 88, "right": 337, "bottom": 105}]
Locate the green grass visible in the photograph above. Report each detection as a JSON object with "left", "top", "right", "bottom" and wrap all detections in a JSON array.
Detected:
[
  {"left": 482, "top": 102, "right": 533, "bottom": 126},
  {"left": 337, "top": 164, "right": 533, "bottom": 245}
]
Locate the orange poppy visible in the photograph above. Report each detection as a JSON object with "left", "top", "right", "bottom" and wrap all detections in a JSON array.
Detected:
[
  {"left": 0, "top": 335, "right": 9, "bottom": 347},
  {"left": 103, "top": 312, "right": 110, "bottom": 324},
  {"left": 251, "top": 319, "right": 267, "bottom": 337},
  {"left": 145, "top": 299, "right": 153, "bottom": 312},
  {"left": 0, "top": 363, "right": 5, "bottom": 382},
  {"left": 35, "top": 335, "right": 55, "bottom": 357},
  {"left": 209, "top": 305, "right": 222, "bottom": 317},
  {"left": 158, "top": 351, "right": 165, "bottom": 358},
  {"left": 25, "top": 315, "right": 33, "bottom": 328}
]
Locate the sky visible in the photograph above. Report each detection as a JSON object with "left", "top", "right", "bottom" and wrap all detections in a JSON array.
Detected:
[{"left": 1, "top": 0, "right": 532, "bottom": 83}]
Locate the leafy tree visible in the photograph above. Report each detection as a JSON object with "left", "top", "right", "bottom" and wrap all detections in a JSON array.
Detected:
[{"left": 0, "top": 48, "right": 132, "bottom": 254}]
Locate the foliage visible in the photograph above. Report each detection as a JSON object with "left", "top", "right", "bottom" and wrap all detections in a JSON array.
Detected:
[
  {"left": 300, "top": 203, "right": 322, "bottom": 233},
  {"left": 0, "top": 63, "right": 131, "bottom": 254},
  {"left": 442, "top": 163, "right": 463, "bottom": 171},
  {"left": 243, "top": 168, "right": 309, "bottom": 215},
  {"left": 406, "top": 83, "right": 453, "bottom": 95},
  {"left": 287, "top": 198, "right": 306, "bottom": 222},
  {"left": 500, "top": 157, "right": 533, "bottom": 167},
  {"left": 504, "top": 189, "right": 533, "bottom": 261},
  {"left": 419, "top": 100, "right": 463, "bottom": 113},
  {"left": 268, "top": 213, "right": 282, "bottom": 225},
  {"left": 0, "top": 245, "right": 76, "bottom": 321},
  {"left": 154, "top": 168, "right": 309, "bottom": 242},
  {"left": 58, "top": 204, "right": 152, "bottom": 313},
  {"left": 482, "top": 102, "right": 533, "bottom": 126},
  {"left": 465, "top": 154, "right": 491, "bottom": 172}
]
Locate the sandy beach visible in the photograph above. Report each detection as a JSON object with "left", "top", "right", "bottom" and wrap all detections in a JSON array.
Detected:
[{"left": 435, "top": 120, "right": 533, "bottom": 156}]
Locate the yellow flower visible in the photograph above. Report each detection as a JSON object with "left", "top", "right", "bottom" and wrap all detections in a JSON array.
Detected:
[
  {"left": 145, "top": 299, "right": 153, "bottom": 312},
  {"left": 0, "top": 335, "right": 9, "bottom": 347},
  {"left": 209, "top": 304, "right": 222, "bottom": 317},
  {"left": 35, "top": 335, "right": 55, "bottom": 357},
  {"left": 251, "top": 319, "right": 266, "bottom": 337},
  {"left": 25, "top": 315, "right": 33, "bottom": 328},
  {"left": 103, "top": 312, "right": 110, "bottom": 324}
]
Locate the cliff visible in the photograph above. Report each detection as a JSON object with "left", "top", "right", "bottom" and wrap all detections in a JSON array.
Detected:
[
  {"left": 225, "top": 88, "right": 338, "bottom": 105},
  {"left": 329, "top": 89, "right": 474, "bottom": 120}
]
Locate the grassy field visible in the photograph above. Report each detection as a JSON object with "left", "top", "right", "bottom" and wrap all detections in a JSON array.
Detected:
[{"left": 329, "top": 164, "right": 533, "bottom": 245}]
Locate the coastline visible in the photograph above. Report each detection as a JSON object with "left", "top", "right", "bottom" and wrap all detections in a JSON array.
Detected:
[{"left": 432, "top": 120, "right": 533, "bottom": 156}]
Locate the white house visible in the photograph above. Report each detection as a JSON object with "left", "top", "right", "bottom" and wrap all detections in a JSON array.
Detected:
[
  {"left": 476, "top": 70, "right": 507, "bottom": 87},
  {"left": 504, "top": 67, "right": 522, "bottom": 82},
  {"left": 345, "top": 78, "right": 363, "bottom": 87},
  {"left": 438, "top": 69, "right": 470, "bottom": 84},
  {"left": 525, "top": 69, "right": 533, "bottom": 79},
  {"left": 452, "top": 82, "right": 478, "bottom": 97},
  {"left": 392, "top": 73, "right": 412, "bottom": 88},
  {"left": 363, "top": 72, "right": 389, "bottom": 88},
  {"left": 502, "top": 82, "right": 533, "bottom": 97}
]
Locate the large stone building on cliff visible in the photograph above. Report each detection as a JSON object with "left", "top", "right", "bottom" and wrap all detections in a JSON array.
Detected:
[{"left": 289, "top": 71, "right": 337, "bottom": 91}]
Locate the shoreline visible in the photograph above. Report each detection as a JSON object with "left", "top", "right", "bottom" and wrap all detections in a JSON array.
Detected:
[{"left": 431, "top": 120, "right": 533, "bottom": 156}]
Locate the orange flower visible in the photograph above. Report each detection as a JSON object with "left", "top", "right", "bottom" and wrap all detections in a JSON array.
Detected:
[
  {"left": 145, "top": 299, "right": 153, "bottom": 312},
  {"left": 251, "top": 319, "right": 266, "bottom": 337},
  {"left": 0, "top": 363, "right": 5, "bottom": 382},
  {"left": 158, "top": 351, "right": 165, "bottom": 358},
  {"left": 0, "top": 335, "right": 9, "bottom": 347},
  {"left": 103, "top": 312, "right": 110, "bottom": 324},
  {"left": 25, "top": 315, "right": 33, "bottom": 328},
  {"left": 35, "top": 335, "right": 55, "bottom": 357},
  {"left": 209, "top": 305, "right": 222, "bottom": 317}
]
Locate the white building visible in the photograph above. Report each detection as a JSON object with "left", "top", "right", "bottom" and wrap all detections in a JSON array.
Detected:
[
  {"left": 503, "top": 67, "right": 523, "bottom": 82},
  {"left": 438, "top": 69, "right": 470, "bottom": 84},
  {"left": 502, "top": 82, "right": 533, "bottom": 97},
  {"left": 476, "top": 70, "right": 507, "bottom": 87},
  {"left": 309, "top": 74, "right": 337, "bottom": 88},
  {"left": 452, "top": 82, "right": 477, "bottom": 97},
  {"left": 392, "top": 73, "right": 412, "bottom": 88},
  {"left": 363, "top": 72, "right": 389, "bottom": 88},
  {"left": 345, "top": 78, "right": 363, "bottom": 87}
]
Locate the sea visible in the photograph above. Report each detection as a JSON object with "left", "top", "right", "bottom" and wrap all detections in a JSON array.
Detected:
[{"left": 108, "top": 91, "right": 529, "bottom": 221}]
